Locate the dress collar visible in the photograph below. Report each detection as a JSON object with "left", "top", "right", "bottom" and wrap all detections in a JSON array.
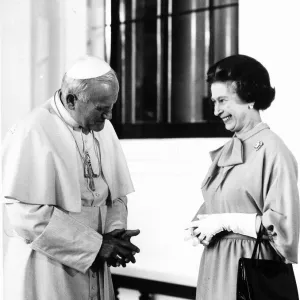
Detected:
[
  {"left": 210, "top": 122, "right": 270, "bottom": 167},
  {"left": 235, "top": 122, "right": 269, "bottom": 141}
]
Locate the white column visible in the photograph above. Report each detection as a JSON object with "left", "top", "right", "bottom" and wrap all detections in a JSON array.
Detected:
[
  {"left": 87, "top": 0, "right": 106, "bottom": 58},
  {"left": 30, "top": 0, "right": 88, "bottom": 107},
  {"left": 64, "top": 0, "right": 88, "bottom": 69},
  {"left": 0, "top": 0, "right": 33, "bottom": 139},
  {"left": 1, "top": 2, "right": 33, "bottom": 298}
]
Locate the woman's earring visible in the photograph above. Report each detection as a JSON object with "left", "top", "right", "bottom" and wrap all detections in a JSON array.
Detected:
[{"left": 248, "top": 103, "right": 254, "bottom": 110}]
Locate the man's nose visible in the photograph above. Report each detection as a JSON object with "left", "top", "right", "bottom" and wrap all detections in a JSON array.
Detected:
[
  {"left": 214, "top": 103, "right": 222, "bottom": 116},
  {"left": 102, "top": 111, "right": 112, "bottom": 120}
]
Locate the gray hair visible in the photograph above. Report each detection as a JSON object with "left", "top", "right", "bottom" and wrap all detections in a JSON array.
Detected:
[{"left": 60, "top": 69, "right": 119, "bottom": 103}]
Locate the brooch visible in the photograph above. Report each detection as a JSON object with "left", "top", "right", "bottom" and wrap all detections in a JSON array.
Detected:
[{"left": 254, "top": 141, "right": 263, "bottom": 151}]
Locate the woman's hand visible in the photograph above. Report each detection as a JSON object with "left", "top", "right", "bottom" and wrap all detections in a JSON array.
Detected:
[
  {"left": 189, "top": 214, "right": 225, "bottom": 246},
  {"left": 186, "top": 213, "right": 258, "bottom": 246},
  {"left": 184, "top": 227, "right": 201, "bottom": 246}
]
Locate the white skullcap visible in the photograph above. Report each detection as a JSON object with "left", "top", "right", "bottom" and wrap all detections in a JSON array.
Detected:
[{"left": 66, "top": 55, "right": 111, "bottom": 79}]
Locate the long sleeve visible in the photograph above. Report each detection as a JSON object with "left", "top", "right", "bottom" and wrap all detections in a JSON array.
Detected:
[
  {"left": 105, "top": 196, "right": 128, "bottom": 233},
  {"left": 262, "top": 148, "right": 300, "bottom": 263},
  {"left": 5, "top": 202, "right": 102, "bottom": 273}
]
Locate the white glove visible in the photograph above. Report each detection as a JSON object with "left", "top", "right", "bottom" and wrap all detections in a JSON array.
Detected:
[{"left": 187, "top": 213, "right": 257, "bottom": 246}]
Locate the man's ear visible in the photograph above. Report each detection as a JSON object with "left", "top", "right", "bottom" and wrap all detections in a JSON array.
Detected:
[{"left": 66, "top": 94, "right": 76, "bottom": 110}]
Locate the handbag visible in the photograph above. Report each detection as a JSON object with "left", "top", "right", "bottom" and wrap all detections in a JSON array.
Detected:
[{"left": 236, "top": 225, "right": 299, "bottom": 300}]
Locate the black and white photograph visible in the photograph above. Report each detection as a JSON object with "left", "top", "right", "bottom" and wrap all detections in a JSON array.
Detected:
[{"left": 1, "top": 1, "right": 300, "bottom": 299}]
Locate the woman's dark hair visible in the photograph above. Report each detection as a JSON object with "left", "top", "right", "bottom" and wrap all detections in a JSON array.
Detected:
[{"left": 206, "top": 54, "right": 275, "bottom": 110}]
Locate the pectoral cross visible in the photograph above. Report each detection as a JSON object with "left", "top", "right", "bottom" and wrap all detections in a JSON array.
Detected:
[{"left": 83, "top": 151, "right": 97, "bottom": 191}]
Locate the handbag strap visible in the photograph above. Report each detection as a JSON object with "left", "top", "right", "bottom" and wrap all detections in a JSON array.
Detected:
[{"left": 251, "top": 223, "right": 264, "bottom": 259}]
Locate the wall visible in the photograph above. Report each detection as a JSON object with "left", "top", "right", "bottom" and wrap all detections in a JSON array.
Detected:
[
  {"left": 0, "top": 2, "right": 33, "bottom": 298},
  {"left": 239, "top": 0, "right": 300, "bottom": 286},
  {"left": 239, "top": 0, "right": 300, "bottom": 159},
  {"left": 0, "top": 0, "right": 33, "bottom": 140},
  {"left": 115, "top": 138, "right": 228, "bottom": 286},
  {"left": 0, "top": 0, "right": 89, "bottom": 139}
]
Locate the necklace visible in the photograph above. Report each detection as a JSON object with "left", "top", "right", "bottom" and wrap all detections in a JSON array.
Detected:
[
  {"left": 81, "top": 131, "right": 102, "bottom": 191},
  {"left": 53, "top": 91, "right": 101, "bottom": 191}
]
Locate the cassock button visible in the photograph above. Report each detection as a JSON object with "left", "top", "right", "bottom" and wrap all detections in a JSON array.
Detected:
[
  {"left": 92, "top": 273, "right": 96, "bottom": 278},
  {"left": 92, "top": 286, "right": 96, "bottom": 290}
]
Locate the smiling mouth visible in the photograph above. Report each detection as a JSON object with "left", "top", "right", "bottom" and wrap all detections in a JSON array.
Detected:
[{"left": 222, "top": 115, "right": 232, "bottom": 122}]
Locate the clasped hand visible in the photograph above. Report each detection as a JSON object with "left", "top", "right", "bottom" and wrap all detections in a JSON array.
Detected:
[
  {"left": 185, "top": 214, "right": 226, "bottom": 246},
  {"left": 93, "top": 228, "right": 140, "bottom": 270}
]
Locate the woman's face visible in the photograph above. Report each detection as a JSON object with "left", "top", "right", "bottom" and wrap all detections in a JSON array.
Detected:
[{"left": 210, "top": 81, "right": 255, "bottom": 134}]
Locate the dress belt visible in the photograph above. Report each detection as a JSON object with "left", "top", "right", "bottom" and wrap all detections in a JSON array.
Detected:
[{"left": 218, "top": 232, "right": 269, "bottom": 240}]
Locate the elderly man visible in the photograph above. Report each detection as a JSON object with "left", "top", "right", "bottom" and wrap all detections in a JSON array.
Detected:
[{"left": 1, "top": 56, "right": 140, "bottom": 300}]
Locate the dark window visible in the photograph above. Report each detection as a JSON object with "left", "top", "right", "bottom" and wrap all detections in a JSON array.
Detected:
[{"left": 105, "top": 0, "right": 238, "bottom": 138}]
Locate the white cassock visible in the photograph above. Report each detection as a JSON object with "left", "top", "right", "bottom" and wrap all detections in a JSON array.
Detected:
[{"left": 1, "top": 92, "right": 134, "bottom": 300}]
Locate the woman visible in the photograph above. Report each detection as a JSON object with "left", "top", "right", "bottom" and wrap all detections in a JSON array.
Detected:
[{"left": 186, "top": 54, "right": 299, "bottom": 299}]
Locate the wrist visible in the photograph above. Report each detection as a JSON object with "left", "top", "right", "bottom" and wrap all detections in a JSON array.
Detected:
[{"left": 221, "top": 213, "right": 258, "bottom": 238}]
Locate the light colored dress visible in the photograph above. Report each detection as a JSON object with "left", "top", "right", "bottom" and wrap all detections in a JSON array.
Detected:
[
  {"left": 2, "top": 93, "right": 134, "bottom": 300},
  {"left": 195, "top": 123, "right": 299, "bottom": 300}
]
